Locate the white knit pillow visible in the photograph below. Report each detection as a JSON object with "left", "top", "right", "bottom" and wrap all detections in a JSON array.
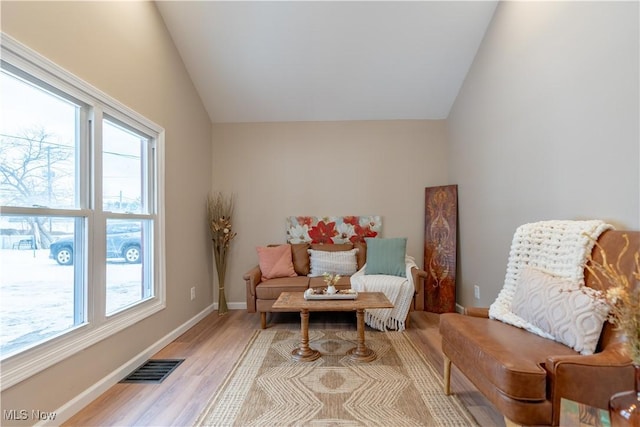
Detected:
[
  {"left": 511, "top": 267, "right": 610, "bottom": 355},
  {"left": 489, "top": 220, "right": 612, "bottom": 338},
  {"left": 308, "top": 248, "right": 358, "bottom": 277}
]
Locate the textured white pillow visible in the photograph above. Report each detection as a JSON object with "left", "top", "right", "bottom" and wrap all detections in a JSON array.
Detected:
[
  {"left": 511, "top": 267, "right": 610, "bottom": 355},
  {"left": 308, "top": 248, "right": 359, "bottom": 277}
]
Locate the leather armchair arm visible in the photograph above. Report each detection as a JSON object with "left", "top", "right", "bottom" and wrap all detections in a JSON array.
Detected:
[
  {"left": 546, "top": 343, "right": 634, "bottom": 421},
  {"left": 547, "top": 343, "right": 632, "bottom": 372},
  {"left": 464, "top": 306, "right": 489, "bottom": 317},
  {"left": 243, "top": 265, "right": 262, "bottom": 313}
]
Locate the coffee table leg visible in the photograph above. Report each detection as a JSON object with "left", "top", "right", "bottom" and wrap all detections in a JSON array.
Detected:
[
  {"left": 292, "top": 309, "right": 321, "bottom": 362},
  {"left": 347, "top": 308, "right": 376, "bottom": 362}
]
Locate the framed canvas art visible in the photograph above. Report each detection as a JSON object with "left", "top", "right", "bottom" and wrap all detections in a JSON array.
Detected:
[{"left": 286, "top": 216, "right": 381, "bottom": 244}]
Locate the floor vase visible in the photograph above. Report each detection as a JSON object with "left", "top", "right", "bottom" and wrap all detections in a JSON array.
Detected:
[
  {"left": 217, "top": 280, "right": 228, "bottom": 315},
  {"left": 609, "top": 364, "right": 640, "bottom": 427},
  {"left": 214, "top": 252, "right": 229, "bottom": 315}
]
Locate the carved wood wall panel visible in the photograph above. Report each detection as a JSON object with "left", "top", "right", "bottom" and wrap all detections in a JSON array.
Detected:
[{"left": 424, "top": 185, "right": 458, "bottom": 313}]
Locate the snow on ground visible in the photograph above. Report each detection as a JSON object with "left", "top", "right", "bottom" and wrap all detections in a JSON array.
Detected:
[{"left": 0, "top": 249, "right": 144, "bottom": 356}]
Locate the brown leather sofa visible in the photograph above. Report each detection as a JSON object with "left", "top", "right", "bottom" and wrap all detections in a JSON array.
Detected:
[
  {"left": 244, "top": 242, "right": 427, "bottom": 328},
  {"left": 439, "top": 230, "right": 638, "bottom": 426}
]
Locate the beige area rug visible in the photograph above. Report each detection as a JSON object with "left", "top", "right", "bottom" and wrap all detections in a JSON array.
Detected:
[{"left": 195, "top": 329, "right": 479, "bottom": 426}]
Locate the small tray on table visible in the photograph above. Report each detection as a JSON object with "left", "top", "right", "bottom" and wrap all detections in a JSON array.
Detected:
[{"left": 304, "top": 289, "right": 358, "bottom": 300}]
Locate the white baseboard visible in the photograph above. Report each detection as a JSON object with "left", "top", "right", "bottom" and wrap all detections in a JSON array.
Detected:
[
  {"left": 456, "top": 303, "right": 465, "bottom": 314},
  {"left": 226, "top": 301, "right": 247, "bottom": 310},
  {"left": 43, "top": 304, "right": 216, "bottom": 426}
]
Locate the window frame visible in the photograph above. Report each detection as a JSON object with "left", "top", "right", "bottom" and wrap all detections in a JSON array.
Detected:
[{"left": 0, "top": 33, "right": 166, "bottom": 390}]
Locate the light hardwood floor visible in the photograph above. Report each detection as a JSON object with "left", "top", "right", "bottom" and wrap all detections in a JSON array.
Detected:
[{"left": 63, "top": 310, "right": 505, "bottom": 426}]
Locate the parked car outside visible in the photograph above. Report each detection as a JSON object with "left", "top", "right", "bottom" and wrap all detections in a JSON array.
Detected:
[{"left": 49, "top": 223, "right": 142, "bottom": 265}]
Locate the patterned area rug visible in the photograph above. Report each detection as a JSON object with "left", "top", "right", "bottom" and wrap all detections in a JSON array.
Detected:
[{"left": 195, "top": 329, "right": 478, "bottom": 426}]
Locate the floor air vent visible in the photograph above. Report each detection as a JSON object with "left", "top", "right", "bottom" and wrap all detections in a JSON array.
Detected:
[{"left": 120, "top": 359, "right": 184, "bottom": 384}]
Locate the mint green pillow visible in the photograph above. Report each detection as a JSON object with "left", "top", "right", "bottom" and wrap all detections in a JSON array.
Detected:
[{"left": 364, "top": 237, "right": 407, "bottom": 277}]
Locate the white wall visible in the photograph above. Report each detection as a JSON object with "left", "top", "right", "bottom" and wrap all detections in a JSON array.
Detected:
[
  {"left": 211, "top": 120, "right": 450, "bottom": 305},
  {"left": 1, "top": 1, "right": 212, "bottom": 422},
  {"left": 448, "top": 1, "right": 640, "bottom": 307}
]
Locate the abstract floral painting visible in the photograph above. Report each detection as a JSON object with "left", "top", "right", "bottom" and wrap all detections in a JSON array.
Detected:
[{"left": 286, "top": 216, "right": 382, "bottom": 244}]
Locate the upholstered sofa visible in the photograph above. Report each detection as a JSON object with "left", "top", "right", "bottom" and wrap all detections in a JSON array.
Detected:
[
  {"left": 439, "top": 229, "right": 638, "bottom": 426},
  {"left": 244, "top": 241, "right": 427, "bottom": 329}
]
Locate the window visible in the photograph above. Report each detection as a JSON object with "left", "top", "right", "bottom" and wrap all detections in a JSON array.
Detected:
[{"left": 0, "top": 34, "right": 165, "bottom": 389}]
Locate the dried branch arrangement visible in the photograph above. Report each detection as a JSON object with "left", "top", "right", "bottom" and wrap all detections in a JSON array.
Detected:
[
  {"left": 207, "top": 192, "right": 237, "bottom": 314},
  {"left": 586, "top": 234, "right": 640, "bottom": 364}
]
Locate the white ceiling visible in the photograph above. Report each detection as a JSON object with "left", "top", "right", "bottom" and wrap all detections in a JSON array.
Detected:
[{"left": 156, "top": 1, "right": 498, "bottom": 123}]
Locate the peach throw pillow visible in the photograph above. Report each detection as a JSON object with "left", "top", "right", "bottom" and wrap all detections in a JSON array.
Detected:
[{"left": 256, "top": 244, "right": 297, "bottom": 281}]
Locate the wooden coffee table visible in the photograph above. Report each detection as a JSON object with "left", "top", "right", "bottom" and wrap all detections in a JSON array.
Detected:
[{"left": 272, "top": 291, "right": 393, "bottom": 362}]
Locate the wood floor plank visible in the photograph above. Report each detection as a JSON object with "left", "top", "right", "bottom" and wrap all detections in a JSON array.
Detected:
[{"left": 63, "top": 310, "right": 504, "bottom": 427}]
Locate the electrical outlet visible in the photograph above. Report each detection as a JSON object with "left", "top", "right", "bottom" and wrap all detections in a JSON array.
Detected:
[
  {"left": 474, "top": 285, "right": 480, "bottom": 299},
  {"left": 190, "top": 287, "right": 196, "bottom": 301}
]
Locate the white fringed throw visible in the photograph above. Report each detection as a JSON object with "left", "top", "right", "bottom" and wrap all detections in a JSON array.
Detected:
[
  {"left": 350, "top": 256, "right": 417, "bottom": 332},
  {"left": 489, "top": 220, "right": 612, "bottom": 338}
]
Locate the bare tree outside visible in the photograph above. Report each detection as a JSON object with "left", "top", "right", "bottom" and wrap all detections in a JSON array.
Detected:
[{"left": 0, "top": 126, "right": 73, "bottom": 248}]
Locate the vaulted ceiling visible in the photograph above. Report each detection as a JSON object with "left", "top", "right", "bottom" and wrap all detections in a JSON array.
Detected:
[{"left": 156, "top": 1, "right": 498, "bottom": 123}]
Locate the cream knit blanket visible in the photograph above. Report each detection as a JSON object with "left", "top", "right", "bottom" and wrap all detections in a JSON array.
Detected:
[
  {"left": 350, "top": 256, "right": 417, "bottom": 332},
  {"left": 489, "top": 220, "right": 612, "bottom": 338}
]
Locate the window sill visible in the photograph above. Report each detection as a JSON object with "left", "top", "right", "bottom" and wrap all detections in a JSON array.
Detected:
[{"left": 0, "top": 298, "right": 165, "bottom": 391}]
